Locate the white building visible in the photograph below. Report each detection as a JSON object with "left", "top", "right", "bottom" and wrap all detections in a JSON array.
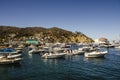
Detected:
[{"left": 94, "top": 37, "right": 109, "bottom": 44}]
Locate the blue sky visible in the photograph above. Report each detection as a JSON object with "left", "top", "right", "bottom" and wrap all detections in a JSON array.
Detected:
[{"left": 0, "top": 0, "right": 120, "bottom": 41}]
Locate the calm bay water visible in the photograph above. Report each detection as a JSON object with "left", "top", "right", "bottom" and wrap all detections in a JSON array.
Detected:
[{"left": 0, "top": 48, "right": 120, "bottom": 80}]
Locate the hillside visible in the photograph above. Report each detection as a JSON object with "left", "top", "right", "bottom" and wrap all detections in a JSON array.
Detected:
[{"left": 0, "top": 26, "right": 94, "bottom": 43}]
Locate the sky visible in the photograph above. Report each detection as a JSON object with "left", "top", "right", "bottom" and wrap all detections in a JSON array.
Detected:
[{"left": 0, "top": 0, "right": 120, "bottom": 41}]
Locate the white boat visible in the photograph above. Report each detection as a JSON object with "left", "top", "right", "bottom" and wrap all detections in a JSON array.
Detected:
[
  {"left": 28, "top": 44, "right": 44, "bottom": 54},
  {"left": 14, "top": 47, "right": 23, "bottom": 50},
  {"left": 0, "top": 58, "right": 22, "bottom": 64},
  {"left": 0, "top": 55, "right": 4, "bottom": 59},
  {"left": 0, "top": 48, "right": 22, "bottom": 64},
  {"left": 16, "top": 49, "right": 23, "bottom": 53},
  {"left": 42, "top": 52, "right": 66, "bottom": 59},
  {"left": 115, "top": 46, "right": 120, "bottom": 49},
  {"left": 84, "top": 50, "right": 107, "bottom": 58},
  {"left": 72, "top": 49, "right": 85, "bottom": 55},
  {"left": 29, "top": 48, "right": 44, "bottom": 54},
  {"left": 14, "top": 44, "right": 24, "bottom": 50},
  {"left": 7, "top": 54, "right": 22, "bottom": 59},
  {"left": 64, "top": 48, "right": 85, "bottom": 55}
]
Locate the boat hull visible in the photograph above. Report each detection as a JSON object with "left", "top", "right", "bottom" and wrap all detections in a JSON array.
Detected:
[
  {"left": 84, "top": 51, "right": 107, "bottom": 58},
  {"left": 0, "top": 58, "right": 22, "bottom": 64},
  {"left": 42, "top": 53, "right": 66, "bottom": 59},
  {"left": 85, "top": 53, "right": 106, "bottom": 58}
]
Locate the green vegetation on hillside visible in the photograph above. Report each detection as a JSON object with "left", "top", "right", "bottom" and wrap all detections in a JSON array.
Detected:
[{"left": 0, "top": 26, "right": 94, "bottom": 43}]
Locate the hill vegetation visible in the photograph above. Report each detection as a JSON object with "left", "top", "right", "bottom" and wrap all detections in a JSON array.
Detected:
[{"left": 0, "top": 26, "right": 94, "bottom": 43}]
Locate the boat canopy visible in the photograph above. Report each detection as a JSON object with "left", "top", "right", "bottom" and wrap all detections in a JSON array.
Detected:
[{"left": 0, "top": 48, "right": 15, "bottom": 53}]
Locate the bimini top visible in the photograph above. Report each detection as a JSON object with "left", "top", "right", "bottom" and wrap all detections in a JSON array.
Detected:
[{"left": 0, "top": 48, "right": 15, "bottom": 53}]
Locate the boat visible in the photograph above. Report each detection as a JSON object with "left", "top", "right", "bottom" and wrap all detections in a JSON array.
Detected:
[
  {"left": 115, "top": 46, "right": 120, "bottom": 49},
  {"left": 0, "top": 58, "right": 22, "bottom": 64},
  {"left": 28, "top": 44, "right": 44, "bottom": 54},
  {"left": 13, "top": 44, "right": 24, "bottom": 53},
  {"left": 14, "top": 47, "right": 23, "bottom": 51},
  {"left": 42, "top": 52, "right": 66, "bottom": 59},
  {"left": 0, "top": 48, "right": 18, "bottom": 54},
  {"left": 84, "top": 50, "right": 107, "bottom": 58},
  {"left": 72, "top": 49, "right": 85, "bottom": 55},
  {"left": 0, "top": 48, "right": 22, "bottom": 64},
  {"left": 64, "top": 48, "right": 85, "bottom": 55},
  {"left": 7, "top": 54, "right": 22, "bottom": 59},
  {"left": 29, "top": 48, "right": 44, "bottom": 54}
]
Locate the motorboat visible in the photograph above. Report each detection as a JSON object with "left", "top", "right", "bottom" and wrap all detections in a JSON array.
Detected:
[
  {"left": 72, "top": 49, "right": 85, "bottom": 55},
  {"left": 84, "top": 50, "right": 107, "bottom": 58},
  {"left": 29, "top": 48, "right": 44, "bottom": 54},
  {"left": 0, "top": 48, "right": 22, "bottom": 64},
  {"left": 14, "top": 47, "right": 23, "bottom": 51},
  {"left": 0, "top": 58, "right": 22, "bottom": 64},
  {"left": 0, "top": 48, "right": 18, "bottom": 54},
  {"left": 64, "top": 48, "right": 85, "bottom": 55},
  {"left": 42, "top": 51, "right": 66, "bottom": 59},
  {"left": 7, "top": 54, "right": 22, "bottom": 59},
  {"left": 115, "top": 46, "right": 120, "bottom": 49}
]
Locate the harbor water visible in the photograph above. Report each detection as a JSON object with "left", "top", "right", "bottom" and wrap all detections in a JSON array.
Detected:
[{"left": 0, "top": 48, "right": 120, "bottom": 80}]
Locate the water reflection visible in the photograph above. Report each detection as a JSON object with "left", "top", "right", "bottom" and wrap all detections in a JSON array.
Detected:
[
  {"left": 42, "top": 59, "right": 59, "bottom": 65},
  {"left": 28, "top": 53, "right": 33, "bottom": 58},
  {"left": 42, "top": 57, "right": 66, "bottom": 66},
  {"left": 0, "top": 48, "right": 120, "bottom": 80},
  {"left": 65, "top": 55, "right": 73, "bottom": 61},
  {"left": 0, "top": 63, "right": 22, "bottom": 68},
  {"left": 84, "top": 57, "right": 105, "bottom": 64},
  {"left": 0, "top": 63, "right": 22, "bottom": 79}
]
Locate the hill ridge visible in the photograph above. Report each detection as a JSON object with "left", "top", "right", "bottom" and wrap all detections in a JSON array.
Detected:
[{"left": 0, "top": 26, "right": 94, "bottom": 43}]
